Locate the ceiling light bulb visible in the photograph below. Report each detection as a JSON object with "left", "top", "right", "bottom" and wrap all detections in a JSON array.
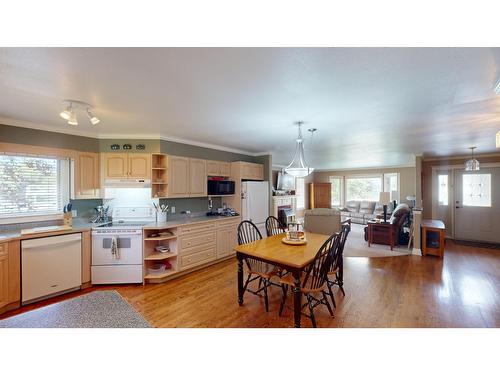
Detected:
[
  {"left": 59, "top": 104, "right": 72, "bottom": 120},
  {"left": 67, "top": 111, "right": 78, "bottom": 126},
  {"left": 87, "top": 108, "right": 100, "bottom": 125}
]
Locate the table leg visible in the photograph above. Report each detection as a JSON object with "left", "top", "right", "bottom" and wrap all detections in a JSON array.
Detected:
[
  {"left": 293, "top": 269, "right": 302, "bottom": 328},
  {"left": 237, "top": 252, "right": 244, "bottom": 306},
  {"left": 368, "top": 224, "right": 372, "bottom": 247}
]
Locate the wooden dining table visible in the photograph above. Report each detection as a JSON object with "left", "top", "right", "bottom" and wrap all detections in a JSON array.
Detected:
[{"left": 234, "top": 232, "right": 329, "bottom": 328}]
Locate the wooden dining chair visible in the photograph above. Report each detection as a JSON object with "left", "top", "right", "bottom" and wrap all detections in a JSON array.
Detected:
[
  {"left": 237, "top": 220, "right": 278, "bottom": 312},
  {"left": 278, "top": 233, "right": 340, "bottom": 327},
  {"left": 265, "top": 215, "right": 286, "bottom": 236},
  {"left": 326, "top": 221, "right": 351, "bottom": 308}
]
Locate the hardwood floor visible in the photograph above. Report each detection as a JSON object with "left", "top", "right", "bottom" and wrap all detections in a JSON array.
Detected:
[{"left": 2, "top": 240, "right": 499, "bottom": 327}]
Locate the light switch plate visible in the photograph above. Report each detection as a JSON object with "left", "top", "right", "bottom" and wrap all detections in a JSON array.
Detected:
[
  {"left": 171, "top": 206, "right": 175, "bottom": 214},
  {"left": 71, "top": 210, "right": 77, "bottom": 217}
]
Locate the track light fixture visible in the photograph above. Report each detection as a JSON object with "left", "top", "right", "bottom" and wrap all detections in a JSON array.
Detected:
[{"left": 59, "top": 100, "right": 100, "bottom": 126}]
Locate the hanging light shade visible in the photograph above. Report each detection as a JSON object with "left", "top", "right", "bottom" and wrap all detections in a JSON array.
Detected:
[
  {"left": 464, "top": 146, "right": 480, "bottom": 171},
  {"left": 284, "top": 121, "right": 314, "bottom": 177}
]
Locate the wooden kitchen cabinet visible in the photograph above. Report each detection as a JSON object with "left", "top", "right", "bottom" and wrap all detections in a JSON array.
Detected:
[
  {"left": 216, "top": 219, "right": 239, "bottom": 259},
  {"left": 167, "top": 156, "right": 207, "bottom": 198},
  {"left": 102, "top": 153, "right": 128, "bottom": 178},
  {"left": 128, "top": 154, "right": 151, "bottom": 179},
  {"left": 0, "top": 241, "right": 21, "bottom": 314},
  {"left": 240, "top": 162, "right": 264, "bottom": 180},
  {"left": 74, "top": 152, "right": 100, "bottom": 199},
  {"left": 81, "top": 231, "right": 92, "bottom": 286},
  {"left": 189, "top": 158, "right": 207, "bottom": 197},
  {"left": 168, "top": 156, "right": 190, "bottom": 197},
  {"left": 102, "top": 153, "right": 151, "bottom": 180},
  {"left": 207, "top": 160, "right": 231, "bottom": 177},
  {"left": 309, "top": 183, "right": 332, "bottom": 208}
]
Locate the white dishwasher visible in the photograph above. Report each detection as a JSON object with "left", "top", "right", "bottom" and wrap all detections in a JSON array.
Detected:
[{"left": 22, "top": 233, "right": 82, "bottom": 304}]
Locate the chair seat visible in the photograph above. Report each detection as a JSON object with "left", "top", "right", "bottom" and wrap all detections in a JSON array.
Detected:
[{"left": 279, "top": 273, "right": 324, "bottom": 294}]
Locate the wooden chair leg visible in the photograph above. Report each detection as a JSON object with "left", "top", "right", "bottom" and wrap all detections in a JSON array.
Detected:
[
  {"left": 263, "top": 279, "right": 269, "bottom": 312},
  {"left": 322, "top": 291, "right": 334, "bottom": 317},
  {"left": 242, "top": 273, "right": 252, "bottom": 294},
  {"left": 327, "top": 280, "right": 336, "bottom": 308},
  {"left": 279, "top": 284, "right": 287, "bottom": 317},
  {"left": 337, "top": 273, "right": 345, "bottom": 296},
  {"left": 258, "top": 277, "right": 263, "bottom": 291},
  {"left": 307, "top": 294, "right": 317, "bottom": 328}
]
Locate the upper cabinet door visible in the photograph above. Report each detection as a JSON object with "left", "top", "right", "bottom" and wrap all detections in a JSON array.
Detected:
[
  {"left": 128, "top": 154, "right": 151, "bottom": 179},
  {"left": 219, "top": 162, "right": 231, "bottom": 177},
  {"left": 75, "top": 152, "right": 100, "bottom": 199},
  {"left": 189, "top": 158, "right": 207, "bottom": 197},
  {"left": 103, "top": 153, "right": 128, "bottom": 179},
  {"left": 206, "top": 160, "right": 219, "bottom": 176},
  {"left": 168, "top": 156, "right": 190, "bottom": 197},
  {"left": 240, "top": 162, "right": 263, "bottom": 180}
]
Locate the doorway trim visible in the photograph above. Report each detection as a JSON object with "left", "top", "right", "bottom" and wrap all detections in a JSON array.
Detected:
[{"left": 431, "top": 162, "right": 500, "bottom": 240}]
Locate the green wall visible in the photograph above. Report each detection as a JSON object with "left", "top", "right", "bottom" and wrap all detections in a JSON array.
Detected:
[
  {"left": 160, "top": 139, "right": 255, "bottom": 162},
  {"left": 0, "top": 124, "right": 99, "bottom": 152}
]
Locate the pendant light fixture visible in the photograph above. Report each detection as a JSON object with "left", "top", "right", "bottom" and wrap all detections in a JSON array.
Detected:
[
  {"left": 284, "top": 121, "right": 315, "bottom": 178},
  {"left": 464, "top": 146, "right": 480, "bottom": 171},
  {"left": 59, "top": 100, "right": 100, "bottom": 126}
]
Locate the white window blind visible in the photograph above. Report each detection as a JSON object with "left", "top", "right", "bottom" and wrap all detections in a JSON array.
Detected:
[{"left": 0, "top": 154, "right": 70, "bottom": 218}]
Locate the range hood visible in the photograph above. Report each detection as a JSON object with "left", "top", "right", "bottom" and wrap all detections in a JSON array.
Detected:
[{"left": 103, "top": 179, "right": 151, "bottom": 188}]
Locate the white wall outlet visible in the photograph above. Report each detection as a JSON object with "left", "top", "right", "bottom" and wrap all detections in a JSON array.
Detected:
[
  {"left": 71, "top": 210, "right": 77, "bottom": 217},
  {"left": 171, "top": 206, "right": 175, "bottom": 214}
]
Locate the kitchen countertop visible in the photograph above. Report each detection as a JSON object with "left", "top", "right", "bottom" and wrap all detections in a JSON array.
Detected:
[{"left": 0, "top": 214, "right": 240, "bottom": 243}]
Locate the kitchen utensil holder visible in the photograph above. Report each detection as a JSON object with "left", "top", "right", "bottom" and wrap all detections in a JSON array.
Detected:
[
  {"left": 157, "top": 212, "right": 167, "bottom": 223},
  {"left": 63, "top": 212, "right": 73, "bottom": 227}
]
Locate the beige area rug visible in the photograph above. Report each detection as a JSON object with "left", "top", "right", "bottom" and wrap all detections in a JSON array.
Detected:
[{"left": 344, "top": 224, "right": 411, "bottom": 258}]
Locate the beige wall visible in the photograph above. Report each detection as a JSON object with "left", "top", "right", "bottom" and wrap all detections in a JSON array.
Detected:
[{"left": 311, "top": 166, "right": 417, "bottom": 207}]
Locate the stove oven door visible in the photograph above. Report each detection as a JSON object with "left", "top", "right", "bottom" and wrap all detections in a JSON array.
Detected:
[{"left": 92, "top": 232, "right": 143, "bottom": 265}]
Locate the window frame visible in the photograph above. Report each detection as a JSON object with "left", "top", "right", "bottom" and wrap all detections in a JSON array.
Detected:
[
  {"left": 0, "top": 152, "right": 71, "bottom": 224},
  {"left": 329, "top": 176, "right": 343, "bottom": 207},
  {"left": 344, "top": 174, "right": 384, "bottom": 202},
  {"left": 295, "top": 177, "right": 305, "bottom": 210}
]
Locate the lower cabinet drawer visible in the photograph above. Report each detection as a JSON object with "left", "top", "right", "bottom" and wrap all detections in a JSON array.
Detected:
[
  {"left": 181, "top": 231, "right": 216, "bottom": 249},
  {"left": 180, "top": 223, "right": 217, "bottom": 235},
  {"left": 180, "top": 247, "right": 216, "bottom": 270}
]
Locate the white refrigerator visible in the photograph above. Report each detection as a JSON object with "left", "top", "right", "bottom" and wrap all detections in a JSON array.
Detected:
[{"left": 241, "top": 181, "right": 269, "bottom": 237}]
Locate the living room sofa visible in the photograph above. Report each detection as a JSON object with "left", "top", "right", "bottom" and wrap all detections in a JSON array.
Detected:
[
  {"left": 340, "top": 200, "right": 393, "bottom": 225},
  {"left": 303, "top": 208, "right": 342, "bottom": 235}
]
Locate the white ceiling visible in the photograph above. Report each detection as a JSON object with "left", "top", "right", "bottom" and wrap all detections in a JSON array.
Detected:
[{"left": 1, "top": 48, "right": 499, "bottom": 169}]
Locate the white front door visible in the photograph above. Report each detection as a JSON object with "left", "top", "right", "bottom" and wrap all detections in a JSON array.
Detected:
[{"left": 454, "top": 167, "right": 500, "bottom": 243}]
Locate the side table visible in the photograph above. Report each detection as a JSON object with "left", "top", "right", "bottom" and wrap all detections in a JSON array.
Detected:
[
  {"left": 367, "top": 221, "right": 396, "bottom": 250},
  {"left": 421, "top": 219, "right": 445, "bottom": 257}
]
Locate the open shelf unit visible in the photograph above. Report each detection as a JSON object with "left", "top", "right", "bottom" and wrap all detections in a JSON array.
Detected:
[
  {"left": 151, "top": 153, "right": 168, "bottom": 198},
  {"left": 143, "top": 226, "right": 179, "bottom": 283}
]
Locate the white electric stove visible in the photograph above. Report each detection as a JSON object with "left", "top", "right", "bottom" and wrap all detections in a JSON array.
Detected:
[{"left": 91, "top": 207, "right": 154, "bottom": 284}]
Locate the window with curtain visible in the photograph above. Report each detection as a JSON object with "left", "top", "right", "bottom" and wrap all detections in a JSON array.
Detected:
[
  {"left": 345, "top": 176, "right": 382, "bottom": 201},
  {"left": 295, "top": 177, "right": 305, "bottom": 209},
  {"left": 0, "top": 154, "right": 70, "bottom": 218},
  {"left": 329, "top": 176, "right": 343, "bottom": 206}
]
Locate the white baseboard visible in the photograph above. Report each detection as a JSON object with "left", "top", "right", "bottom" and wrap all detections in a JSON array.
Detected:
[{"left": 411, "top": 247, "right": 422, "bottom": 256}]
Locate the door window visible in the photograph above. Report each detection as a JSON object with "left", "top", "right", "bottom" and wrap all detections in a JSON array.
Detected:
[
  {"left": 463, "top": 174, "right": 491, "bottom": 207},
  {"left": 438, "top": 174, "right": 449, "bottom": 206}
]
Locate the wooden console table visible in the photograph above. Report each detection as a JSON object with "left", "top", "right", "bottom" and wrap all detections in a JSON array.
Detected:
[{"left": 421, "top": 219, "right": 445, "bottom": 257}]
